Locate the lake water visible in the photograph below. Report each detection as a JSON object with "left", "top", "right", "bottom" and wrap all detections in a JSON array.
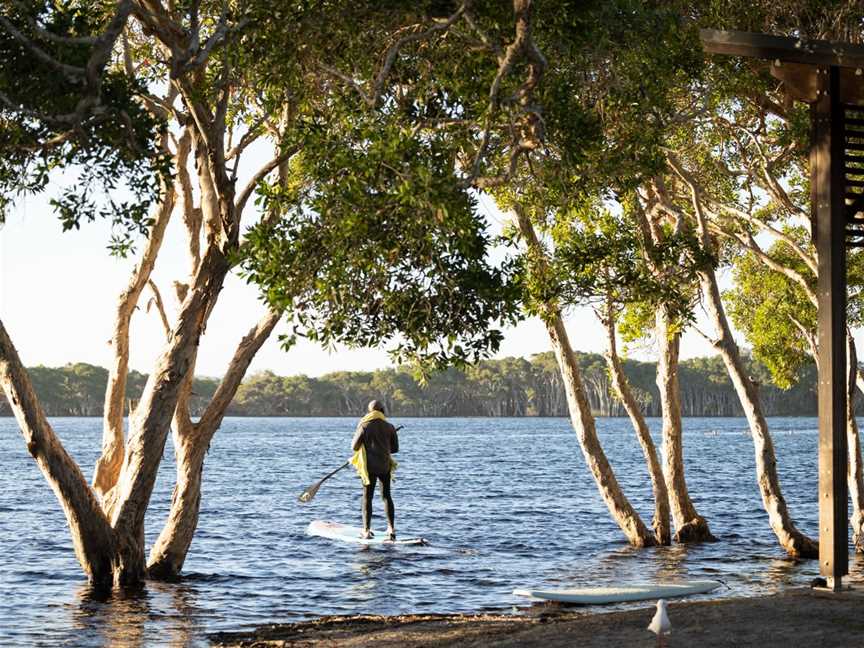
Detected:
[{"left": 0, "top": 416, "right": 858, "bottom": 646}]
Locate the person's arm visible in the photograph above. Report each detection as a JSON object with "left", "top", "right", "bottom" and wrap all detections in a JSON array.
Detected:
[
  {"left": 390, "top": 425, "right": 399, "bottom": 453},
  {"left": 352, "top": 424, "right": 365, "bottom": 451}
]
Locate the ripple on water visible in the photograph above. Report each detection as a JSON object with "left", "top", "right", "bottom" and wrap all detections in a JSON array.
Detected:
[{"left": 0, "top": 415, "right": 841, "bottom": 645}]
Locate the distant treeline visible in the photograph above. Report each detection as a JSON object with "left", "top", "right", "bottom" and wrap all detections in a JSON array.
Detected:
[{"left": 0, "top": 353, "right": 824, "bottom": 418}]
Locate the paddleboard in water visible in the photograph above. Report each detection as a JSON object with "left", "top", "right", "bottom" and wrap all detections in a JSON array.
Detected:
[
  {"left": 513, "top": 580, "right": 721, "bottom": 604},
  {"left": 306, "top": 520, "right": 426, "bottom": 546}
]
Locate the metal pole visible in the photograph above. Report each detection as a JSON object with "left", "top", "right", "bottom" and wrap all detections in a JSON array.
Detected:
[{"left": 815, "top": 65, "right": 848, "bottom": 591}]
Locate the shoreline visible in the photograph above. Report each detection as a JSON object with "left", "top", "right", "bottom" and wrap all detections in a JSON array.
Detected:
[{"left": 211, "top": 588, "right": 864, "bottom": 647}]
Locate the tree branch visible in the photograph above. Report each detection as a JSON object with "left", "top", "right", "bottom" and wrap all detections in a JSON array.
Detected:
[
  {"left": 467, "top": 0, "right": 546, "bottom": 190},
  {"left": 196, "top": 309, "right": 281, "bottom": 438},
  {"left": 93, "top": 148, "right": 177, "bottom": 501},
  {"left": 0, "top": 14, "right": 86, "bottom": 79},
  {"left": 234, "top": 147, "right": 298, "bottom": 218},
  {"left": 147, "top": 280, "right": 172, "bottom": 340},
  {"left": 0, "top": 319, "right": 115, "bottom": 585}
]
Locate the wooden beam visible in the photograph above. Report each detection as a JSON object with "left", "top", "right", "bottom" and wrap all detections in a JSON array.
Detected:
[
  {"left": 769, "top": 62, "right": 819, "bottom": 103},
  {"left": 701, "top": 29, "right": 864, "bottom": 69},
  {"left": 814, "top": 66, "right": 849, "bottom": 591},
  {"left": 769, "top": 63, "right": 864, "bottom": 105}
]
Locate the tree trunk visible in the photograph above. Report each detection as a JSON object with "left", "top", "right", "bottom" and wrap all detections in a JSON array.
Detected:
[
  {"left": 846, "top": 335, "right": 864, "bottom": 552},
  {"left": 655, "top": 306, "right": 714, "bottom": 543},
  {"left": 146, "top": 424, "right": 207, "bottom": 580},
  {"left": 109, "top": 246, "right": 231, "bottom": 585},
  {"left": 148, "top": 310, "right": 280, "bottom": 579},
  {"left": 546, "top": 315, "right": 656, "bottom": 546},
  {"left": 0, "top": 319, "right": 116, "bottom": 587},
  {"left": 603, "top": 304, "right": 671, "bottom": 545},
  {"left": 94, "top": 175, "right": 176, "bottom": 501},
  {"left": 515, "top": 208, "right": 655, "bottom": 547},
  {"left": 699, "top": 265, "right": 817, "bottom": 557}
]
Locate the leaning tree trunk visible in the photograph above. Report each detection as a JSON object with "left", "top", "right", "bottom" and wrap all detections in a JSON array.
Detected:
[
  {"left": 515, "top": 208, "right": 655, "bottom": 547},
  {"left": 846, "top": 334, "right": 864, "bottom": 552},
  {"left": 546, "top": 315, "right": 656, "bottom": 546},
  {"left": 0, "top": 319, "right": 116, "bottom": 587},
  {"left": 108, "top": 245, "right": 232, "bottom": 585},
  {"left": 604, "top": 304, "right": 671, "bottom": 545},
  {"left": 148, "top": 310, "right": 280, "bottom": 579},
  {"left": 655, "top": 306, "right": 714, "bottom": 543},
  {"left": 700, "top": 265, "right": 817, "bottom": 557}
]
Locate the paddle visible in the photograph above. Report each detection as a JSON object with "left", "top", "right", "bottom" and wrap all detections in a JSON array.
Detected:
[{"left": 298, "top": 425, "right": 403, "bottom": 503}]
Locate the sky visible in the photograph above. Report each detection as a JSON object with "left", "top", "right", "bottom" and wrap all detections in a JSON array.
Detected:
[{"left": 0, "top": 180, "right": 727, "bottom": 379}]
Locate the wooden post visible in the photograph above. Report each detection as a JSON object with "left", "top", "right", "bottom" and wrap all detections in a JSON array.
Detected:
[{"left": 814, "top": 65, "right": 848, "bottom": 590}]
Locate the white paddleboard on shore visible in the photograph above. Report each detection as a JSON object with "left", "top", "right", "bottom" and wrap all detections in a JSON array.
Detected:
[
  {"left": 307, "top": 520, "right": 426, "bottom": 546},
  {"left": 513, "top": 580, "right": 721, "bottom": 604}
]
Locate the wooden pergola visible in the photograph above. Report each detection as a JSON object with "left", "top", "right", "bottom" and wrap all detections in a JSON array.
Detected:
[{"left": 701, "top": 29, "right": 864, "bottom": 591}]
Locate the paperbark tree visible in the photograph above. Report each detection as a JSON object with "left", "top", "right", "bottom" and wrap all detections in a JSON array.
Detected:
[
  {"left": 477, "top": 1, "right": 700, "bottom": 546},
  {"left": 516, "top": 210, "right": 656, "bottom": 547},
  {"left": 630, "top": 192, "right": 714, "bottom": 543},
  {"left": 1, "top": 1, "right": 532, "bottom": 587},
  {"left": 657, "top": 31, "right": 864, "bottom": 551},
  {"left": 722, "top": 233, "right": 864, "bottom": 552},
  {"left": 654, "top": 303, "right": 715, "bottom": 542},
  {"left": 648, "top": 156, "right": 819, "bottom": 558},
  {"left": 603, "top": 298, "right": 671, "bottom": 545}
]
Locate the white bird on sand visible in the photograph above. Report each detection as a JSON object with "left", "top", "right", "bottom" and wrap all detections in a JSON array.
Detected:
[{"left": 647, "top": 598, "right": 671, "bottom": 647}]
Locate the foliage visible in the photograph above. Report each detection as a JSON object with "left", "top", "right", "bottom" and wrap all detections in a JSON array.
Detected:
[
  {"left": 692, "top": 0, "right": 864, "bottom": 40},
  {"left": 553, "top": 200, "right": 711, "bottom": 324},
  {"left": 0, "top": 355, "right": 826, "bottom": 419},
  {"left": 725, "top": 234, "right": 864, "bottom": 388},
  {"left": 0, "top": 363, "right": 217, "bottom": 416},
  {"left": 0, "top": 0, "right": 169, "bottom": 255},
  {"left": 241, "top": 102, "right": 522, "bottom": 370},
  {"left": 489, "top": 1, "right": 707, "bottom": 334}
]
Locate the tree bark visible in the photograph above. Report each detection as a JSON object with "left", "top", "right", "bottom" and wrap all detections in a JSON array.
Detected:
[
  {"left": 109, "top": 245, "right": 231, "bottom": 585},
  {"left": 655, "top": 306, "right": 714, "bottom": 543},
  {"left": 515, "top": 208, "right": 655, "bottom": 547},
  {"left": 700, "top": 264, "right": 818, "bottom": 557},
  {"left": 0, "top": 319, "right": 116, "bottom": 587},
  {"left": 603, "top": 304, "right": 671, "bottom": 545},
  {"left": 545, "top": 315, "right": 655, "bottom": 546},
  {"left": 147, "top": 309, "right": 280, "bottom": 579},
  {"left": 666, "top": 155, "right": 818, "bottom": 557},
  {"left": 94, "top": 173, "right": 177, "bottom": 502}
]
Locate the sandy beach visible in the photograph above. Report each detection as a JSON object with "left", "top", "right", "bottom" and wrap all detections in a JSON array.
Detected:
[{"left": 211, "top": 587, "right": 864, "bottom": 647}]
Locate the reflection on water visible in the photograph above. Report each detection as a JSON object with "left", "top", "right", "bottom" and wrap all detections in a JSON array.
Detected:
[
  {"left": 72, "top": 586, "right": 151, "bottom": 648},
  {"left": 760, "top": 558, "right": 802, "bottom": 592},
  {"left": 66, "top": 580, "right": 204, "bottom": 647},
  {"left": 0, "top": 415, "right": 844, "bottom": 645}
]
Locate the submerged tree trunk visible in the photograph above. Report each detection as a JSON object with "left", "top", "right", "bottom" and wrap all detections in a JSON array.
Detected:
[
  {"left": 546, "top": 316, "right": 656, "bottom": 547},
  {"left": 655, "top": 307, "right": 714, "bottom": 543},
  {"left": 0, "top": 320, "right": 117, "bottom": 587},
  {"left": 699, "top": 265, "right": 817, "bottom": 558},
  {"left": 603, "top": 303, "right": 671, "bottom": 545},
  {"left": 515, "top": 208, "right": 655, "bottom": 547},
  {"left": 148, "top": 310, "right": 280, "bottom": 579},
  {"left": 109, "top": 246, "right": 232, "bottom": 585}
]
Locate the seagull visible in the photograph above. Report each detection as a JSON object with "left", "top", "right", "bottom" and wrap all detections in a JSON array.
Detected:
[{"left": 647, "top": 598, "right": 671, "bottom": 647}]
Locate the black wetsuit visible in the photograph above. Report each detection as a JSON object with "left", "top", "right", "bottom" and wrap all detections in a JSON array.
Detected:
[{"left": 352, "top": 417, "right": 399, "bottom": 532}]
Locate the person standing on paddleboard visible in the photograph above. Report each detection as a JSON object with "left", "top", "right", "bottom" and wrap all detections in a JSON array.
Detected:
[{"left": 351, "top": 400, "right": 399, "bottom": 540}]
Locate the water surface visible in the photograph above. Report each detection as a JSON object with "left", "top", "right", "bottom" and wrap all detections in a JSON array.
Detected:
[{"left": 0, "top": 416, "right": 854, "bottom": 646}]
